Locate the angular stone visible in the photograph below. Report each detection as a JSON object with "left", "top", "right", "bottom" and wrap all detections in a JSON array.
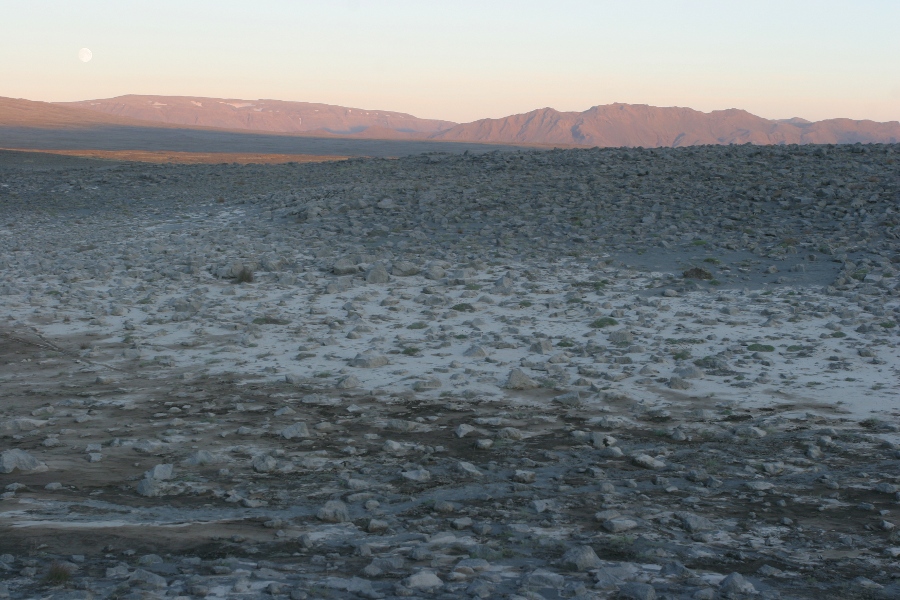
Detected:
[
  {"left": 405, "top": 570, "right": 443, "bottom": 589},
  {"left": 280, "top": 422, "right": 310, "bottom": 439},
  {"left": 632, "top": 454, "right": 666, "bottom": 469},
  {"left": 251, "top": 455, "right": 277, "bottom": 473},
  {"left": 129, "top": 568, "right": 168, "bottom": 589},
  {"left": 676, "top": 512, "right": 713, "bottom": 533},
  {"left": 602, "top": 518, "right": 638, "bottom": 533},
  {"left": 562, "top": 545, "right": 601, "bottom": 570},
  {"left": 719, "top": 572, "right": 756, "bottom": 597},
  {"left": 0, "top": 449, "right": 46, "bottom": 474},
  {"left": 317, "top": 500, "right": 350, "bottom": 523},
  {"left": 365, "top": 264, "right": 390, "bottom": 284},
  {"left": 349, "top": 353, "right": 389, "bottom": 368},
  {"left": 506, "top": 368, "right": 539, "bottom": 390}
]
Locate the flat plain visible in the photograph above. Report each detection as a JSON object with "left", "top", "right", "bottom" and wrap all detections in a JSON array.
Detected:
[{"left": 0, "top": 144, "right": 899, "bottom": 599}]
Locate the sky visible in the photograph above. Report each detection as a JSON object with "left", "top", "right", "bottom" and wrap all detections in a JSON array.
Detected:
[{"left": 1, "top": 0, "right": 898, "bottom": 123}]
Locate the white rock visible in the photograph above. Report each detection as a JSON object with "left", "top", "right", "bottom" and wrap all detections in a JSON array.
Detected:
[
  {"left": 602, "top": 517, "right": 639, "bottom": 533},
  {"left": 405, "top": 570, "right": 443, "bottom": 589},
  {"left": 280, "top": 422, "right": 311, "bottom": 439},
  {"left": 456, "top": 461, "right": 483, "bottom": 478},
  {"left": 455, "top": 424, "right": 476, "bottom": 438},
  {"left": 144, "top": 464, "right": 174, "bottom": 481},
  {"left": 0, "top": 449, "right": 47, "bottom": 474},
  {"left": 317, "top": 500, "right": 350, "bottom": 523},
  {"left": 251, "top": 455, "right": 277, "bottom": 473},
  {"left": 401, "top": 468, "right": 432, "bottom": 482},
  {"left": 632, "top": 454, "right": 666, "bottom": 469}
]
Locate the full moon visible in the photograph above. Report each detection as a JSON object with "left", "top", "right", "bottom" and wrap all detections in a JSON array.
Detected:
[{"left": 78, "top": 48, "right": 92, "bottom": 63}]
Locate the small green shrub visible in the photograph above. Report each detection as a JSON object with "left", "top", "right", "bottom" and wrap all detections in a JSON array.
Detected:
[
  {"left": 451, "top": 303, "right": 475, "bottom": 312},
  {"left": 590, "top": 317, "right": 618, "bottom": 328},
  {"left": 252, "top": 316, "right": 289, "bottom": 325},
  {"left": 44, "top": 562, "right": 73, "bottom": 586},
  {"left": 235, "top": 267, "right": 254, "bottom": 284},
  {"left": 747, "top": 343, "right": 775, "bottom": 352},
  {"left": 402, "top": 347, "right": 420, "bottom": 356},
  {"left": 407, "top": 322, "right": 428, "bottom": 329}
]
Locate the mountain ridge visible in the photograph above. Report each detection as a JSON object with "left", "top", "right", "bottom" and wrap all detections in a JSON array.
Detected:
[{"left": 1, "top": 94, "right": 898, "bottom": 147}]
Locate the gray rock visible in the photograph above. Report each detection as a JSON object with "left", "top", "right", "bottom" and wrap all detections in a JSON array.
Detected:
[
  {"left": 336, "top": 375, "right": 361, "bottom": 389},
  {"left": 424, "top": 265, "right": 446, "bottom": 280},
  {"left": 251, "top": 454, "right": 277, "bottom": 473},
  {"left": 524, "top": 568, "right": 565, "bottom": 588},
  {"left": 674, "top": 365, "right": 705, "bottom": 379},
  {"left": 317, "top": 500, "right": 350, "bottom": 523},
  {"left": 404, "top": 570, "right": 443, "bottom": 589},
  {"left": 668, "top": 376, "right": 691, "bottom": 390},
  {"left": 182, "top": 450, "right": 218, "bottom": 466},
  {"left": 349, "top": 353, "right": 389, "bottom": 368},
  {"left": 401, "top": 468, "right": 431, "bottom": 482},
  {"left": 455, "top": 424, "right": 476, "bottom": 438},
  {"left": 365, "top": 264, "right": 391, "bottom": 284},
  {"left": 530, "top": 339, "right": 553, "bottom": 354},
  {"left": 719, "top": 572, "right": 756, "bottom": 597},
  {"left": 591, "top": 432, "right": 617, "bottom": 448},
  {"left": 602, "top": 517, "right": 639, "bottom": 533},
  {"left": 676, "top": 512, "right": 713, "bottom": 533},
  {"left": 553, "top": 391, "right": 582, "bottom": 407},
  {"left": 391, "top": 261, "right": 419, "bottom": 276},
  {"left": 0, "top": 449, "right": 46, "bottom": 474},
  {"left": 333, "top": 258, "right": 359, "bottom": 275},
  {"left": 464, "top": 345, "right": 488, "bottom": 357},
  {"left": 506, "top": 368, "right": 539, "bottom": 390},
  {"left": 412, "top": 377, "right": 442, "bottom": 391},
  {"left": 324, "top": 577, "right": 382, "bottom": 599},
  {"left": 280, "top": 422, "right": 311, "bottom": 439},
  {"left": 632, "top": 454, "right": 666, "bottom": 469},
  {"left": 129, "top": 568, "right": 168, "bottom": 589},
  {"left": 608, "top": 329, "right": 634, "bottom": 343},
  {"left": 144, "top": 464, "right": 174, "bottom": 481},
  {"left": 135, "top": 479, "right": 162, "bottom": 498},
  {"left": 617, "top": 582, "right": 657, "bottom": 600},
  {"left": 456, "top": 461, "right": 483, "bottom": 478},
  {"left": 562, "top": 545, "right": 601, "bottom": 570}
]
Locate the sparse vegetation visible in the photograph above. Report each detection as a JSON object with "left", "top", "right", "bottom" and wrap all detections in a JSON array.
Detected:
[
  {"left": 451, "top": 303, "right": 475, "bottom": 312},
  {"left": 747, "top": 343, "right": 775, "bottom": 352},
  {"left": 252, "top": 316, "right": 289, "bottom": 325},
  {"left": 235, "top": 266, "right": 254, "bottom": 283},
  {"left": 590, "top": 317, "right": 618, "bottom": 328},
  {"left": 44, "top": 561, "right": 73, "bottom": 586}
]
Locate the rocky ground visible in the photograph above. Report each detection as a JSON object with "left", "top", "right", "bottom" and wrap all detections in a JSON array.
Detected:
[{"left": 0, "top": 144, "right": 899, "bottom": 599}]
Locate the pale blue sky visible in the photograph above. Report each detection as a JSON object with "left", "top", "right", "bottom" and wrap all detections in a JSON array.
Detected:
[{"left": 1, "top": 1, "right": 898, "bottom": 122}]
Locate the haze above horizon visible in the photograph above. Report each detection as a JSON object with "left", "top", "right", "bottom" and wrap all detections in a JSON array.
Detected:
[{"left": 2, "top": 1, "right": 899, "bottom": 123}]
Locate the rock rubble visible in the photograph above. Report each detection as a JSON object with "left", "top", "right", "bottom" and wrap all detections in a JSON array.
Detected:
[{"left": 0, "top": 145, "right": 898, "bottom": 598}]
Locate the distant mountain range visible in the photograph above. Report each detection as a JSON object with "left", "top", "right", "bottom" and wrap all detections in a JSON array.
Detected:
[
  {"left": 60, "top": 95, "right": 455, "bottom": 139},
  {"left": 2, "top": 94, "right": 898, "bottom": 147}
]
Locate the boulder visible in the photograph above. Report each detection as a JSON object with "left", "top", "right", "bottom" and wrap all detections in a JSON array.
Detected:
[
  {"left": 0, "top": 449, "right": 47, "bottom": 474},
  {"left": 506, "top": 368, "right": 539, "bottom": 390}
]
